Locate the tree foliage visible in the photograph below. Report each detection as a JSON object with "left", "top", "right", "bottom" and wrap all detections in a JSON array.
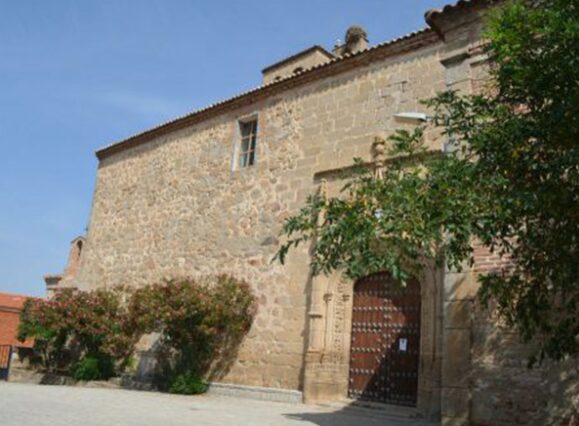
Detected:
[{"left": 275, "top": 0, "right": 578, "bottom": 363}]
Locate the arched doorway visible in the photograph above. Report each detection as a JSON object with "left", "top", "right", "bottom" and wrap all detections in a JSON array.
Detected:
[{"left": 348, "top": 272, "right": 421, "bottom": 407}]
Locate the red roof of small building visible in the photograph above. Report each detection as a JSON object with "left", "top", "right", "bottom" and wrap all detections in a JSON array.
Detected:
[
  {"left": 0, "top": 292, "right": 30, "bottom": 311},
  {"left": 0, "top": 292, "right": 37, "bottom": 348}
]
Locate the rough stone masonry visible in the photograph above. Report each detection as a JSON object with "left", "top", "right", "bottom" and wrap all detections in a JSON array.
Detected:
[{"left": 45, "top": 1, "right": 577, "bottom": 425}]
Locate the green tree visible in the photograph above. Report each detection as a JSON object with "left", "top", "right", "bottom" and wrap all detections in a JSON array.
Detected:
[{"left": 276, "top": 0, "right": 578, "bottom": 363}]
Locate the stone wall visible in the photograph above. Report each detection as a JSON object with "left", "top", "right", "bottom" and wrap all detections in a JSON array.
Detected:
[
  {"left": 73, "top": 36, "right": 446, "bottom": 393},
  {"left": 442, "top": 252, "right": 578, "bottom": 426},
  {"left": 470, "top": 306, "right": 578, "bottom": 426}
]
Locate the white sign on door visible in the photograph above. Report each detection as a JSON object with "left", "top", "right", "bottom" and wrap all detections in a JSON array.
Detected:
[{"left": 399, "top": 338, "right": 408, "bottom": 352}]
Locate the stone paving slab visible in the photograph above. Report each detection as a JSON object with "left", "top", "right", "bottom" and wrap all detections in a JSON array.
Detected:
[{"left": 0, "top": 382, "right": 436, "bottom": 425}]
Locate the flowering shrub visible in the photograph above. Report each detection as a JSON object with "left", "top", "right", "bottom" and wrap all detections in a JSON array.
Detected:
[
  {"left": 129, "top": 275, "right": 257, "bottom": 391},
  {"left": 18, "top": 287, "right": 141, "bottom": 377},
  {"left": 19, "top": 275, "right": 256, "bottom": 388}
]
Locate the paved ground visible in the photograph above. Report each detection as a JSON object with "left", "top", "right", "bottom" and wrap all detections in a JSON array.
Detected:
[{"left": 0, "top": 382, "right": 435, "bottom": 425}]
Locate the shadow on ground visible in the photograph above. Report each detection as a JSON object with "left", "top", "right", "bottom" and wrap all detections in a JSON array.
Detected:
[{"left": 283, "top": 407, "right": 430, "bottom": 426}]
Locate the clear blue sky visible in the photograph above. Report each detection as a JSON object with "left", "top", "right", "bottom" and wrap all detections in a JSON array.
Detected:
[{"left": 0, "top": 0, "right": 449, "bottom": 296}]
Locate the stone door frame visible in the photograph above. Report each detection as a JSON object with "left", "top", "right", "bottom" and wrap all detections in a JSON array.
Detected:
[{"left": 302, "top": 265, "right": 443, "bottom": 419}]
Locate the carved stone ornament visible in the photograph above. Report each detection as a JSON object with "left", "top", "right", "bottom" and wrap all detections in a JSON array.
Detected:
[{"left": 372, "top": 135, "right": 387, "bottom": 179}]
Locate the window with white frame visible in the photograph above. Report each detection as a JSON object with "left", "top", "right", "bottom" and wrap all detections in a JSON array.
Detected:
[{"left": 238, "top": 118, "right": 258, "bottom": 168}]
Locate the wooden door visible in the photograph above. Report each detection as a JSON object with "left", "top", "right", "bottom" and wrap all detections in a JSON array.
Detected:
[{"left": 348, "top": 272, "right": 421, "bottom": 406}]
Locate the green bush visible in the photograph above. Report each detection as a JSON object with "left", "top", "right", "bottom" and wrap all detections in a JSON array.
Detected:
[
  {"left": 168, "top": 372, "right": 208, "bottom": 395},
  {"left": 72, "top": 355, "right": 115, "bottom": 381}
]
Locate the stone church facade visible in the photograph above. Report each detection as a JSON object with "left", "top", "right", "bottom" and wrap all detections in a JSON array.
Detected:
[{"left": 47, "top": 1, "right": 577, "bottom": 424}]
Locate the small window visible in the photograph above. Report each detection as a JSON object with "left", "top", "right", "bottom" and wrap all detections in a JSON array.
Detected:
[{"left": 238, "top": 119, "right": 258, "bottom": 168}]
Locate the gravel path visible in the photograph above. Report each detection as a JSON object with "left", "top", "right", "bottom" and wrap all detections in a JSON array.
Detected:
[{"left": 0, "top": 382, "right": 435, "bottom": 425}]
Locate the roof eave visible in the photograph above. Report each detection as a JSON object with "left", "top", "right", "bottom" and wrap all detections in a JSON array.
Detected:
[{"left": 96, "top": 28, "right": 439, "bottom": 161}]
